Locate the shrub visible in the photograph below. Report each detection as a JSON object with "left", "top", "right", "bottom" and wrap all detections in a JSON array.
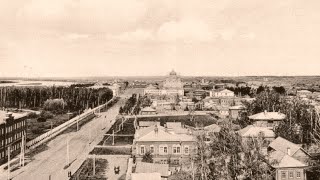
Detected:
[
  {"left": 28, "top": 112, "right": 38, "bottom": 118},
  {"left": 40, "top": 111, "right": 54, "bottom": 119},
  {"left": 37, "top": 117, "right": 46, "bottom": 122}
]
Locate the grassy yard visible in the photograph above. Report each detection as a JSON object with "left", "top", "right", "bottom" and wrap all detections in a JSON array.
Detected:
[
  {"left": 98, "top": 117, "right": 135, "bottom": 145},
  {"left": 90, "top": 147, "right": 131, "bottom": 155},
  {"left": 70, "top": 158, "right": 108, "bottom": 180},
  {"left": 135, "top": 114, "right": 217, "bottom": 128},
  {"left": 26, "top": 113, "right": 73, "bottom": 141}
]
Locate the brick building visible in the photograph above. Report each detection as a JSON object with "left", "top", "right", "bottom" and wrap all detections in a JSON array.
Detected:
[{"left": 0, "top": 111, "right": 28, "bottom": 165}]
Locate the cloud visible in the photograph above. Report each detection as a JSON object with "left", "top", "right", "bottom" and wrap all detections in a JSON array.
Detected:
[
  {"left": 108, "top": 29, "right": 154, "bottom": 41},
  {"left": 157, "top": 19, "right": 215, "bottom": 42},
  {"left": 16, "top": 0, "right": 147, "bottom": 34}
]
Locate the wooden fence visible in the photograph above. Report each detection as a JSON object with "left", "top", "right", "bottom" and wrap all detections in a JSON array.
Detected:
[{"left": 26, "top": 97, "right": 118, "bottom": 150}]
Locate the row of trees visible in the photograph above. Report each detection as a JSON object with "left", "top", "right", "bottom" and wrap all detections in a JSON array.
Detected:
[
  {"left": 0, "top": 86, "right": 113, "bottom": 113},
  {"left": 237, "top": 86, "right": 319, "bottom": 145},
  {"left": 119, "top": 94, "right": 138, "bottom": 115}
]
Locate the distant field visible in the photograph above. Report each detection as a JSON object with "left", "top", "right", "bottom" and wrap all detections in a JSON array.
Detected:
[{"left": 0, "top": 80, "right": 77, "bottom": 87}]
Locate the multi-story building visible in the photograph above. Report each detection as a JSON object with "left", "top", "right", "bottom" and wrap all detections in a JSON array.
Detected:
[
  {"left": 133, "top": 124, "right": 195, "bottom": 166},
  {"left": 268, "top": 137, "right": 310, "bottom": 180},
  {"left": 144, "top": 70, "right": 184, "bottom": 96},
  {"left": 229, "top": 105, "right": 246, "bottom": 119},
  {"left": 249, "top": 111, "right": 286, "bottom": 128},
  {"left": 210, "top": 89, "right": 235, "bottom": 97},
  {"left": 0, "top": 111, "right": 28, "bottom": 165}
]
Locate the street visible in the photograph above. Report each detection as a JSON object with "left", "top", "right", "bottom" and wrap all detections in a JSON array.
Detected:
[{"left": 0, "top": 89, "right": 137, "bottom": 180}]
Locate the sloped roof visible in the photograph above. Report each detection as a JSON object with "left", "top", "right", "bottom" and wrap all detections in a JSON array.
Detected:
[
  {"left": 269, "top": 150, "right": 307, "bottom": 168},
  {"left": 249, "top": 111, "right": 286, "bottom": 121},
  {"left": 166, "top": 122, "right": 182, "bottom": 129},
  {"left": 213, "top": 89, "right": 234, "bottom": 93},
  {"left": 141, "top": 107, "right": 156, "bottom": 112},
  {"left": 297, "top": 90, "right": 312, "bottom": 93},
  {"left": 238, "top": 125, "right": 275, "bottom": 138},
  {"left": 135, "top": 125, "right": 195, "bottom": 142},
  {"left": 229, "top": 105, "right": 246, "bottom": 110},
  {"left": 136, "top": 162, "right": 169, "bottom": 177},
  {"left": 132, "top": 173, "right": 161, "bottom": 180},
  {"left": 269, "top": 137, "right": 303, "bottom": 156},
  {"left": 139, "top": 121, "right": 160, "bottom": 127},
  {"left": 204, "top": 124, "right": 221, "bottom": 133},
  {"left": 145, "top": 84, "right": 158, "bottom": 89}
]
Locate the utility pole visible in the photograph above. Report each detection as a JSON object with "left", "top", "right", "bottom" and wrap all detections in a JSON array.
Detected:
[
  {"left": 20, "top": 134, "right": 25, "bottom": 167},
  {"left": 7, "top": 145, "right": 10, "bottom": 180},
  {"left": 77, "top": 115, "right": 79, "bottom": 131},
  {"left": 112, "top": 130, "right": 115, "bottom": 145},
  {"left": 66, "top": 135, "right": 70, "bottom": 167},
  {"left": 93, "top": 155, "right": 96, "bottom": 176}
]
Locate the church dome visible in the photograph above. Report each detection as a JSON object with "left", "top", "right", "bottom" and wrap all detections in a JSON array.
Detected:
[{"left": 169, "top": 70, "right": 177, "bottom": 76}]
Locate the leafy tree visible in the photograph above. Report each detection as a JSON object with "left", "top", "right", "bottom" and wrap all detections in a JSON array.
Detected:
[
  {"left": 199, "top": 127, "right": 273, "bottom": 180},
  {"left": 168, "top": 171, "right": 192, "bottom": 180},
  {"left": 256, "top": 86, "right": 265, "bottom": 94},
  {"left": 142, "top": 151, "right": 153, "bottom": 163}
]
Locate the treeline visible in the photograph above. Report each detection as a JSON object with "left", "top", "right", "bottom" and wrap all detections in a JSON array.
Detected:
[
  {"left": 256, "top": 85, "right": 286, "bottom": 94},
  {"left": 0, "top": 86, "right": 113, "bottom": 112},
  {"left": 226, "top": 86, "right": 253, "bottom": 96},
  {"left": 239, "top": 86, "right": 316, "bottom": 144},
  {"left": 69, "top": 83, "right": 95, "bottom": 88},
  {"left": 119, "top": 94, "right": 138, "bottom": 115}
]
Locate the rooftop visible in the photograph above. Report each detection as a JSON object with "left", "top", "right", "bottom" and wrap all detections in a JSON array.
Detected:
[
  {"left": 269, "top": 137, "right": 304, "bottom": 156},
  {"left": 229, "top": 105, "right": 246, "bottom": 110},
  {"left": 132, "top": 173, "right": 161, "bottom": 180},
  {"left": 249, "top": 111, "right": 286, "bottom": 121},
  {"left": 269, "top": 150, "right": 307, "bottom": 168},
  {"left": 0, "top": 110, "right": 29, "bottom": 125},
  {"left": 213, "top": 89, "right": 234, "bottom": 93},
  {"left": 141, "top": 107, "right": 156, "bottom": 112},
  {"left": 204, "top": 124, "right": 221, "bottom": 133},
  {"left": 135, "top": 125, "right": 195, "bottom": 142},
  {"left": 238, "top": 125, "right": 275, "bottom": 138}
]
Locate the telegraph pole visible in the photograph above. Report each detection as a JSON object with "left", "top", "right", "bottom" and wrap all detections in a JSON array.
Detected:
[
  {"left": 66, "top": 135, "right": 70, "bottom": 167},
  {"left": 93, "top": 155, "right": 96, "bottom": 176},
  {"left": 20, "top": 134, "right": 25, "bottom": 167},
  {"left": 77, "top": 115, "right": 79, "bottom": 131},
  {"left": 112, "top": 130, "right": 115, "bottom": 145},
  {"left": 7, "top": 145, "right": 10, "bottom": 180}
]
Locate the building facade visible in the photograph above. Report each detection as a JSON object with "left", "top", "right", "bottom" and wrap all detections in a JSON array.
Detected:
[
  {"left": 0, "top": 111, "right": 28, "bottom": 165},
  {"left": 144, "top": 70, "right": 184, "bottom": 96},
  {"left": 210, "top": 89, "right": 234, "bottom": 97},
  {"left": 249, "top": 111, "right": 286, "bottom": 128},
  {"left": 133, "top": 125, "right": 195, "bottom": 166}
]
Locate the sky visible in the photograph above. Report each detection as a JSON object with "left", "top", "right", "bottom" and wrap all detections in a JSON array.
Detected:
[{"left": 1, "top": 0, "right": 320, "bottom": 77}]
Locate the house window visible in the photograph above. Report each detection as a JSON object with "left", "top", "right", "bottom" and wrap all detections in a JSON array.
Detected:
[
  {"left": 281, "top": 171, "right": 286, "bottom": 179},
  {"left": 159, "top": 145, "right": 168, "bottom": 155},
  {"left": 296, "top": 171, "right": 301, "bottom": 178},
  {"left": 173, "top": 145, "right": 181, "bottom": 154},
  {"left": 288, "top": 171, "right": 294, "bottom": 178},
  {"left": 184, "top": 146, "right": 189, "bottom": 154},
  {"left": 150, "top": 146, "right": 154, "bottom": 154},
  {"left": 164, "top": 147, "right": 168, "bottom": 154},
  {"left": 140, "top": 146, "right": 145, "bottom": 155}
]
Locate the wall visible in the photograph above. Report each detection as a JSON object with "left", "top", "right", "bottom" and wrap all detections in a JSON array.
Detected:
[{"left": 276, "top": 168, "right": 305, "bottom": 180}]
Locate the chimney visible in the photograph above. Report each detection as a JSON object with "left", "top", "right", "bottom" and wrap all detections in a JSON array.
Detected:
[
  {"left": 154, "top": 124, "right": 158, "bottom": 135},
  {"left": 287, "top": 147, "right": 291, "bottom": 156}
]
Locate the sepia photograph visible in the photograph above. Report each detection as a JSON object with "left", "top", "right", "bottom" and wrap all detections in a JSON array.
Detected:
[{"left": 1, "top": 0, "right": 320, "bottom": 179}]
